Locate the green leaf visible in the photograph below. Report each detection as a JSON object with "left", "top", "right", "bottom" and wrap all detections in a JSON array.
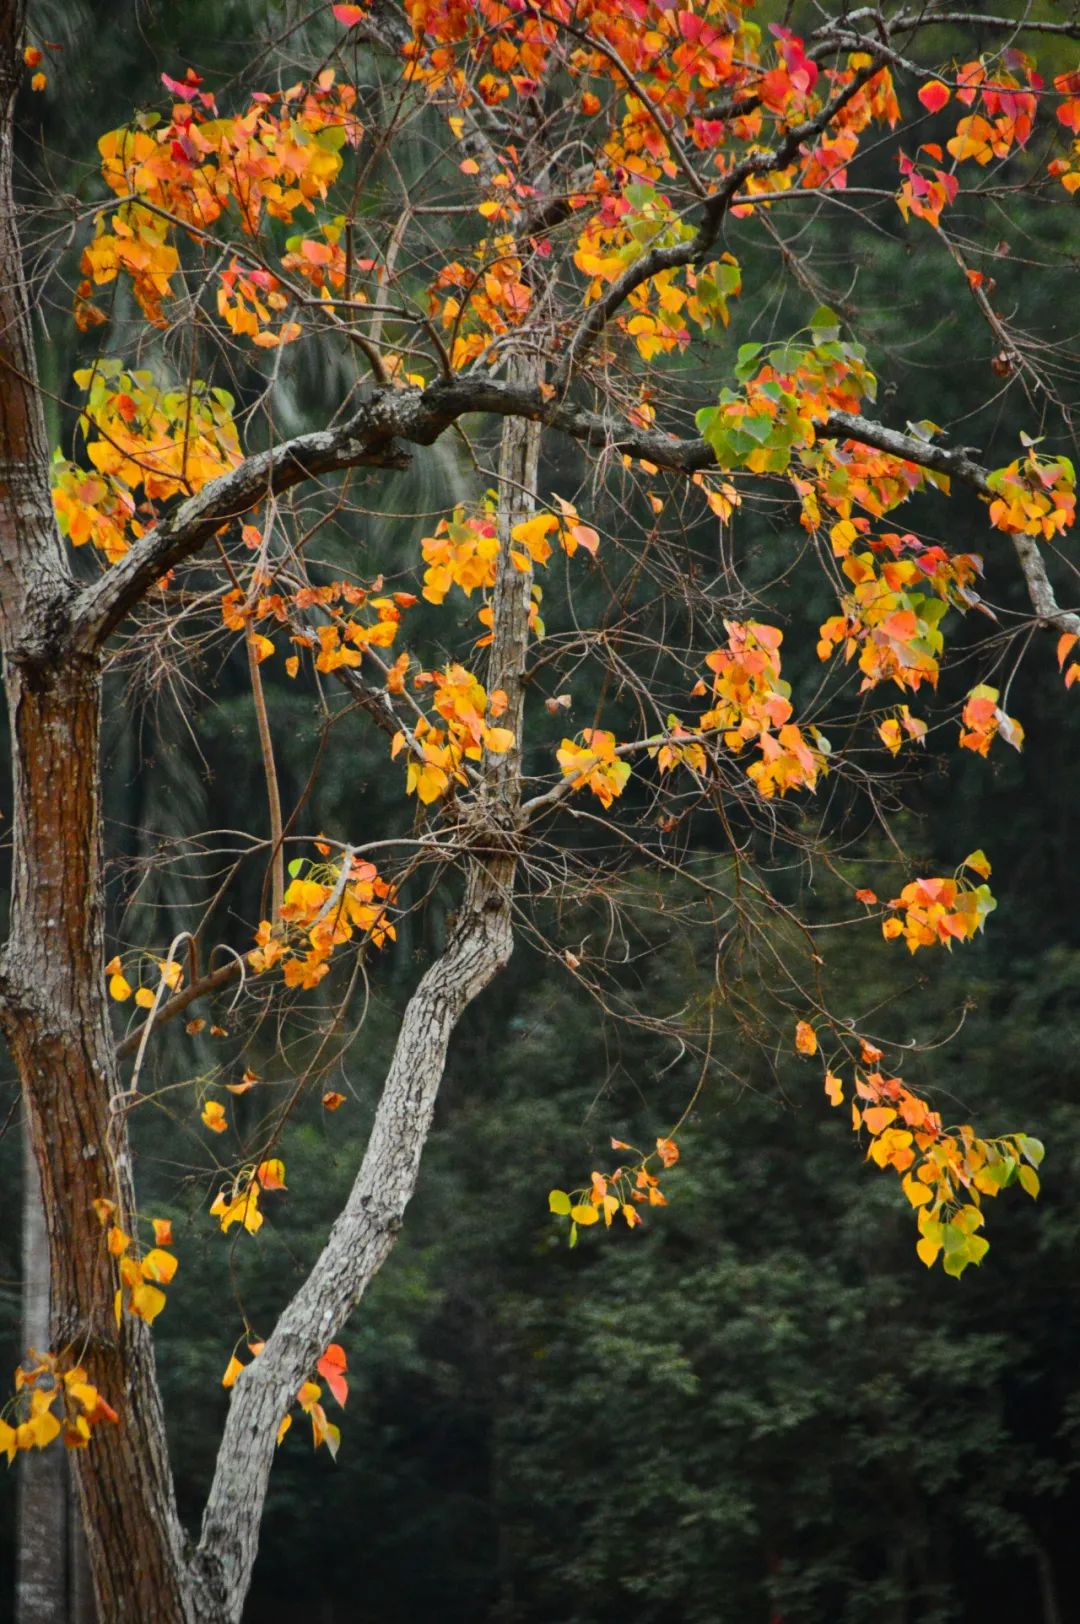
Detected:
[
  {"left": 548, "top": 1189, "right": 572, "bottom": 1216},
  {"left": 287, "top": 858, "right": 305, "bottom": 879},
  {"left": 1018, "top": 1135, "right": 1045, "bottom": 1167},
  {"left": 734, "top": 342, "right": 764, "bottom": 381},
  {"left": 809, "top": 304, "right": 841, "bottom": 340}
]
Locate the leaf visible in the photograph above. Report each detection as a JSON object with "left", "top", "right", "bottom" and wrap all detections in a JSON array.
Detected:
[
  {"left": 322, "top": 1091, "right": 346, "bottom": 1110},
  {"left": 916, "top": 1235, "right": 942, "bottom": 1268},
  {"left": 1018, "top": 1165, "right": 1041, "bottom": 1199},
  {"left": 1018, "top": 1135, "right": 1045, "bottom": 1167},
  {"left": 140, "top": 1247, "right": 178, "bottom": 1284},
  {"left": 317, "top": 1343, "right": 349, "bottom": 1408},
  {"left": 824, "top": 1072, "right": 844, "bottom": 1107},
  {"left": 256, "top": 1158, "right": 287, "bottom": 1190},
  {"left": 151, "top": 1218, "right": 173, "bottom": 1247},
  {"left": 201, "top": 1100, "right": 228, "bottom": 1134},
  {"left": 809, "top": 305, "right": 841, "bottom": 340},
  {"left": 1057, "top": 632, "right": 1078, "bottom": 670},
  {"left": 962, "top": 849, "right": 992, "bottom": 879},
  {"left": 548, "top": 1189, "right": 572, "bottom": 1215},
  {"left": 569, "top": 1204, "right": 599, "bottom": 1225},
  {"left": 332, "top": 4, "right": 367, "bottom": 25},
  {"left": 129, "top": 1282, "right": 167, "bottom": 1323},
  {"left": 655, "top": 1137, "right": 679, "bottom": 1168},
  {"left": 221, "top": 1355, "right": 245, "bottom": 1389},
  {"left": 795, "top": 1020, "right": 818, "bottom": 1056},
  {"left": 918, "top": 80, "right": 950, "bottom": 114}
]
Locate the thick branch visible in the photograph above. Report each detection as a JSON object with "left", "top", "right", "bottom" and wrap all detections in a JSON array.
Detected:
[{"left": 70, "top": 374, "right": 1079, "bottom": 661}]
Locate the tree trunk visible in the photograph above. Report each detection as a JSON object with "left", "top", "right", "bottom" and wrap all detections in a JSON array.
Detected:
[
  {"left": 0, "top": 658, "right": 195, "bottom": 1624},
  {"left": 16, "top": 1130, "right": 69, "bottom": 1624},
  {"left": 0, "top": 11, "right": 193, "bottom": 1618},
  {"left": 17, "top": 1132, "right": 98, "bottom": 1624}
]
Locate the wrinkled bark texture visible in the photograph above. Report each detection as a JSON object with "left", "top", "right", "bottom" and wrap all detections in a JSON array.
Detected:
[{"left": 190, "top": 360, "right": 542, "bottom": 1621}]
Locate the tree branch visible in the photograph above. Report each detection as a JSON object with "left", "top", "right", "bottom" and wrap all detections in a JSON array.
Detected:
[
  {"left": 553, "top": 55, "right": 888, "bottom": 388},
  {"left": 68, "top": 372, "right": 1078, "bottom": 660}
]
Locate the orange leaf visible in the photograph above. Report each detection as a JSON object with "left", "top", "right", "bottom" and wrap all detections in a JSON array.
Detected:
[
  {"left": 316, "top": 1344, "right": 349, "bottom": 1408},
  {"left": 222, "top": 1355, "right": 245, "bottom": 1389},
  {"left": 201, "top": 1100, "right": 228, "bottom": 1134},
  {"left": 795, "top": 1020, "right": 818, "bottom": 1056}
]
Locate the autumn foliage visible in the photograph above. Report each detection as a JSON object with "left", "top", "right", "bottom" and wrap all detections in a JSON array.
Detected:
[{"left": 1, "top": 3, "right": 1079, "bottom": 1615}]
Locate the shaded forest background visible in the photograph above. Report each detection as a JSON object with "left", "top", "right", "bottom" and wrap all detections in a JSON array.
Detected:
[{"left": 1, "top": 2, "right": 1079, "bottom": 1620}]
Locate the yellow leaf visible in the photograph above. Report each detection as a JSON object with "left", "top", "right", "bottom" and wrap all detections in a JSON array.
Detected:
[
  {"left": 201, "top": 1100, "right": 228, "bottom": 1134},
  {"left": 916, "top": 1236, "right": 941, "bottom": 1268},
  {"left": 134, "top": 987, "right": 155, "bottom": 1009},
  {"left": 1018, "top": 1165, "right": 1040, "bottom": 1199},
  {"left": 569, "top": 1204, "right": 599, "bottom": 1226},
  {"left": 109, "top": 973, "right": 133, "bottom": 1002},
  {"left": 140, "top": 1248, "right": 178, "bottom": 1284},
  {"left": 276, "top": 1413, "right": 292, "bottom": 1445},
  {"left": 21, "top": 1407, "right": 62, "bottom": 1451},
  {"left": 129, "top": 1282, "right": 167, "bottom": 1323}
]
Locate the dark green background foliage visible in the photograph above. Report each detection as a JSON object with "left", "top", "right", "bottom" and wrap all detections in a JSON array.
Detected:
[{"left": 1, "top": 4, "right": 1079, "bottom": 1620}]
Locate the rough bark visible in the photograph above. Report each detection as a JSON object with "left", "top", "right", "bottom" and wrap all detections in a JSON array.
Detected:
[
  {"left": 0, "top": 15, "right": 191, "bottom": 1619},
  {"left": 189, "top": 361, "right": 543, "bottom": 1622},
  {"left": 16, "top": 1131, "right": 97, "bottom": 1624},
  {"left": 16, "top": 1132, "right": 69, "bottom": 1624}
]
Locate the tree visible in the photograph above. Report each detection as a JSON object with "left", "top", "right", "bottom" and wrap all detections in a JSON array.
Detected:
[{"left": 1, "top": 0, "right": 1078, "bottom": 1618}]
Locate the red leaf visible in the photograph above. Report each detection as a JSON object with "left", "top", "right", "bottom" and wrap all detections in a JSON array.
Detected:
[{"left": 918, "top": 81, "right": 950, "bottom": 115}]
